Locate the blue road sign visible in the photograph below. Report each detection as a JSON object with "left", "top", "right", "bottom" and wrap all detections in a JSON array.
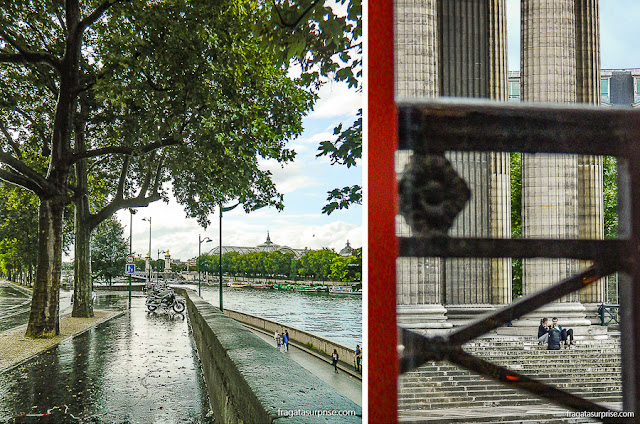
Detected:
[{"left": 126, "top": 264, "right": 135, "bottom": 274}]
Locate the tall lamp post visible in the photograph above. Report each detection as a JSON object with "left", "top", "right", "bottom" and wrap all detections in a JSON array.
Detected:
[
  {"left": 219, "top": 203, "right": 240, "bottom": 312},
  {"left": 128, "top": 208, "right": 136, "bottom": 307},
  {"left": 142, "top": 217, "right": 151, "bottom": 283},
  {"left": 157, "top": 249, "right": 167, "bottom": 283},
  {"left": 198, "top": 235, "right": 212, "bottom": 297}
]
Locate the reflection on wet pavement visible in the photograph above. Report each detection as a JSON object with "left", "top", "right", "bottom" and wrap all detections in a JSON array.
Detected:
[{"left": 0, "top": 298, "right": 212, "bottom": 424}]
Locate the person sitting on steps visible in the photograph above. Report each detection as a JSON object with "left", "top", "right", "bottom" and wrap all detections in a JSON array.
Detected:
[
  {"left": 551, "top": 317, "right": 574, "bottom": 347},
  {"left": 538, "top": 318, "right": 550, "bottom": 345}
]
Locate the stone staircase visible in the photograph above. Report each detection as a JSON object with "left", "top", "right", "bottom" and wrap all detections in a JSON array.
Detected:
[{"left": 398, "top": 334, "right": 622, "bottom": 423}]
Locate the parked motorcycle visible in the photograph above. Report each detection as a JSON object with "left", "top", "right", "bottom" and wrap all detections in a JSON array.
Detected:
[{"left": 145, "top": 285, "right": 185, "bottom": 313}]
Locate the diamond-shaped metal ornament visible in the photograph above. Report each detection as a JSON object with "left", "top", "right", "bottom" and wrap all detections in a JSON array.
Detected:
[{"left": 398, "top": 154, "right": 471, "bottom": 237}]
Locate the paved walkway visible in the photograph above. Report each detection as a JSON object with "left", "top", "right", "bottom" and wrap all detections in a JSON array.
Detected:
[
  {"left": 246, "top": 326, "right": 363, "bottom": 406},
  {"left": 0, "top": 297, "right": 212, "bottom": 423}
]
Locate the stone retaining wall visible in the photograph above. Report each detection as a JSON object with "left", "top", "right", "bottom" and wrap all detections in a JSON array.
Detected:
[
  {"left": 223, "top": 309, "right": 359, "bottom": 373},
  {"left": 180, "top": 288, "right": 362, "bottom": 423}
]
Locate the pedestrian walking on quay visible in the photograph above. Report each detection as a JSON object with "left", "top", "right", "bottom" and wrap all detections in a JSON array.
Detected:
[
  {"left": 274, "top": 331, "right": 281, "bottom": 349},
  {"left": 354, "top": 344, "right": 362, "bottom": 373},
  {"left": 284, "top": 330, "right": 290, "bottom": 352},
  {"left": 332, "top": 349, "right": 339, "bottom": 374}
]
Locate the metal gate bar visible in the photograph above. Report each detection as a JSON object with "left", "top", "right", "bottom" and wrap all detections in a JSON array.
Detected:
[{"left": 397, "top": 99, "right": 640, "bottom": 420}]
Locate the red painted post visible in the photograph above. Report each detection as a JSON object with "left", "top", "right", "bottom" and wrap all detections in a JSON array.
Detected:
[{"left": 368, "top": 0, "right": 398, "bottom": 421}]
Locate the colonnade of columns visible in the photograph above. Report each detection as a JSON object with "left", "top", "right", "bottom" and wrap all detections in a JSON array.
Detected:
[{"left": 395, "top": 0, "right": 604, "bottom": 334}]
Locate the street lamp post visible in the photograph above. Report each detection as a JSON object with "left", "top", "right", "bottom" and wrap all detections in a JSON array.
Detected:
[
  {"left": 198, "top": 234, "right": 212, "bottom": 297},
  {"left": 142, "top": 217, "right": 151, "bottom": 283},
  {"left": 219, "top": 203, "right": 240, "bottom": 312},
  {"left": 128, "top": 208, "right": 136, "bottom": 307},
  {"left": 157, "top": 249, "right": 167, "bottom": 283}
]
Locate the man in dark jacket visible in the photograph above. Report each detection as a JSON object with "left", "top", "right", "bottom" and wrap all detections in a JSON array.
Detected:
[{"left": 552, "top": 317, "right": 574, "bottom": 346}]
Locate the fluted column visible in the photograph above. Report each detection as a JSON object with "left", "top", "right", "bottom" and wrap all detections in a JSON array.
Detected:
[
  {"left": 488, "top": 0, "right": 512, "bottom": 305},
  {"left": 437, "top": 0, "right": 492, "bottom": 317},
  {"left": 521, "top": 0, "right": 580, "bottom": 302},
  {"left": 395, "top": 0, "right": 450, "bottom": 331},
  {"left": 575, "top": 0, "right": 604, "bottom": 306}
]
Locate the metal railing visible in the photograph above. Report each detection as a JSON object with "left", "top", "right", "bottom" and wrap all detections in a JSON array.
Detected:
[
  {"left": 599, "top": 304, "right": 621, "bottom": 326},
  {"left": 397, "top": 98, "right": 640, "bottom": 420}
]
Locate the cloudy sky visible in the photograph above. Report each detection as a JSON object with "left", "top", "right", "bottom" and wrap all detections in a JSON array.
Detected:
[
  {"left": 116, "top": 79, "right": 362, "bottom": 263},
  {"left": 505, "top": 0, "right": 640, "bottom": 70}
]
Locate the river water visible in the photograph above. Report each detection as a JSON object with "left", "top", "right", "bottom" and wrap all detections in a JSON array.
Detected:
[{"left": 184, "top": 283, "right": 363, "bottom": 349}]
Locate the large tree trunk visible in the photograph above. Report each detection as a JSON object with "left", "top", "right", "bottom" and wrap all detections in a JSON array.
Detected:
[
  {"left": 72, "top": 196, "right": 94, "bottom": 317},
  {"left": 72, "top": 95, "right": 95, "bottom": 318},
  {"left": 25, "top": 196, "right": 66, "bottom": 338}
]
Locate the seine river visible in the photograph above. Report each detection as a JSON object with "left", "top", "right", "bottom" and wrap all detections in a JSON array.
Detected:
[{"left": 184, "top": 283, "right": 363, "bottom": 349}]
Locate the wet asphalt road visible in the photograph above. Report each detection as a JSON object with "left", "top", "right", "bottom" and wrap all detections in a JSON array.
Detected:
[
  {"left": 0, "top": 282, "right": 72, "bottom": 333},
  {"left": 0, "top": 297, "right": 213, "bottom": 424}
]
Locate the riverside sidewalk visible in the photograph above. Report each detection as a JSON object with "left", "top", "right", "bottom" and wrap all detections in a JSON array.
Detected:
[{"left": 0, "top": 297, "right": 212, "bottom": 423}]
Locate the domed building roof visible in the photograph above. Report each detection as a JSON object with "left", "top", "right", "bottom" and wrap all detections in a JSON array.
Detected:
[
  {"left": 207, "top": 232, "right": 306, "bottom": 259},
  {"left": 339, "top": 240, "right": 356, "bottom": 257},
  {"left": 256, "top": 232, "right": 277, "bottom": 250}
]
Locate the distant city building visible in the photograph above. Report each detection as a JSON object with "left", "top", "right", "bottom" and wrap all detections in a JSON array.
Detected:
[
  {"left": 207, "top": 232, "right": 307, "bottom": 259},
  {"left": 508, "top": 68, "right": 640, "bottom": 107},
  {"left": 206, "top": 232, "right": 359, "bottom": 260},
  {"left": 338, "top": 240, "right": 357, "bottom": 257}
]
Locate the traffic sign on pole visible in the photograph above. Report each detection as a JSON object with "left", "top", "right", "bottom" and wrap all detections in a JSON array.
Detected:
[
  {"left": 126, "top": 264, "right": 135, "bottom": 274},
  {"left": 126, "top": 255, "right": 135, "bottom": 264}
]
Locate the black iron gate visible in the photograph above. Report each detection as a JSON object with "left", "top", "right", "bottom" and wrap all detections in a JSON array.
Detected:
[{"left": 396, "top": 99, "right": 640, "bottom": 421}]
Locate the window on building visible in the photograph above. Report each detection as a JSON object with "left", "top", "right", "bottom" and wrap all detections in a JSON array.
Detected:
[
  {"left": 635, "top": 77, "right": 640, "bottom": 98},
  {"left": 601, "top": 78, "right": 609, "bottom": 97},
  {"left": 508, "top": 80, "right": 520, "bottom": 101}
]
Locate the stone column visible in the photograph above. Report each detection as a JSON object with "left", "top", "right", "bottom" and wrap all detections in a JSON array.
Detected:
[
  {"left": 164, "top": 251, "right": 171, "bottom": 272},
  {"left": 575, "top": 0, "right": 604, "bottom": 324},
  {"left": 488, "top": 0, "right": 512, "bottom": 306},
  {"left": 517, "top": 0, "right": 590, "bottom": 330},
  {"left": 437, "top": 0, "right": 511, "bottom": 324},
  {"left": 395, "top": 0, "right": 450, "bottom": 332}
]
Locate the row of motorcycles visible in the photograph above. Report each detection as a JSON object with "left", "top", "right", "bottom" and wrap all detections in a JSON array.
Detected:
[{"left": 145, "top": 281, "right": 186, "bottom": 313}]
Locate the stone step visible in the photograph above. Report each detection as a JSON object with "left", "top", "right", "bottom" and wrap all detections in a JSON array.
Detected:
[
  {"left": 404, "top": 371, "right": 622, "bottom": 381},
  {"left": 399, "top": 389, "right": 622, "bottom": 404},
  {"left": 399, "top": 413, "right": 597, "bottom": 424},
  {"left": 407, "top": 362, "right": 622, "bottom": 372},
  {"left": 398, "top": 381, "right": 622, "bottom": 395},
  {"left": 399, "top": 394, "right": 622, "bottom": 410}
]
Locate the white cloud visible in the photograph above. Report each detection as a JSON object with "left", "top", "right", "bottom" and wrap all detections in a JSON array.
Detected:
[
  {"left": 260, "top": 158, "right": 321, "bottom": 193},
  {"left": 308, "top": 81, "right": 362, "bottom": 119}
]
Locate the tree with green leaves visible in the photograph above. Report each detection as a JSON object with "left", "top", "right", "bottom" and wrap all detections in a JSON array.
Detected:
[
  {"left": 0, "top": 186, "right": 39, "bottom": 285},
  {"left": 256, "top": 0, "right": 362, "bottom": 214},
  {"left": 1, "top": 0, "right": 312, "bottom": 337},
  {"left": 91, "top": 216, "right": 128, "bottom": 285}
]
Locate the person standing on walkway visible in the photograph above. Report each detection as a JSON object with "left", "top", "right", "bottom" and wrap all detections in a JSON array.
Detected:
[
  {"left": 284, "top": 330, "right": 290, "bottom": 352},
  {"left": 354, "top": 345, "right": 362, "bottom": 372},
  {"left": 332, "top": 349, "right": 339, "bottom": 374},
  {"left": 274, "top": 331, "right": 281, "bottom": 349}
]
